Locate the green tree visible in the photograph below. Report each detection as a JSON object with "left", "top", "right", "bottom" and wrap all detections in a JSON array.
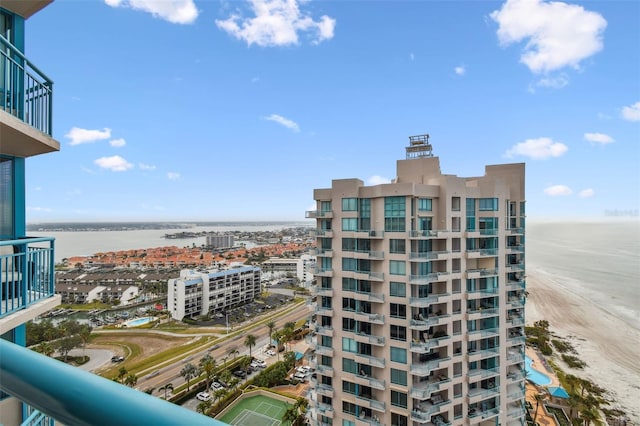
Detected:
[
  {"left": 159, "top": 382, "right": 174, "bottom": 400},
  {"left": 78, "top": 324, "right": 92, "bottom": 358},
  {"left": 199, "top": 354, "right": 217, "bottom": 391},
  {"left": 266, "top": 320, "right": 276, "bottom": 345},
  {"left": 196, "top": 400, "right": 212, "bottom": 415},
  {"left": 229, "top": 348, "right": 239, "bottom": 363},
  {"left": 124, "top": 373, "right": 138, "bottom": 388},
  {"left": 244, "top": 334, "right": 257, "bottom": 358},
  {"left": 118, "top": 366, "right": 128, "bottom": 384},
  {"left": 282, "top": 406, "right": 298, "bottom": 426},
  {"left": 533, "top": 392, "right": 547, "bottom": 424},
  {"left": 180, "top": 363, "right": 199, "bottom": 391},
  {"left": 56, "top": 335, "right": 82, "bottom": 362},
  {"left": 36, "top": 341, "right": 54, "bottom": 357}
]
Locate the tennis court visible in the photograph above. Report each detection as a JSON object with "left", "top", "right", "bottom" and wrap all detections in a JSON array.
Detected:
[{"left": 220, "top": 394, "right": 291, "bottom": 426}]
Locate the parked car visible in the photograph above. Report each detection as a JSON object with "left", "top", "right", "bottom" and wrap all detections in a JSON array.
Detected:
[
  {"left": 196, "top": 392, "right": 211, "bottom": 402},
  {"left": 111, "top": 356, "right": 124, "bottom": 363},
  {"left": 211, "top": 382, "right": 224, "bottom": 390},
  {"left": 293, "top": 372, "right": 307, "bottom": 381},
  {"left": 265, "top": 349, "right": 276, "bottom": 356},
  {"left": 233, "top": 370, "right": 247, "bottom": 378}
]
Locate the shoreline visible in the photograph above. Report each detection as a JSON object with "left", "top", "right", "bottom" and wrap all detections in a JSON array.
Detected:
[{"left": 526, "top": 268, "right": 640, "bottom": 424}]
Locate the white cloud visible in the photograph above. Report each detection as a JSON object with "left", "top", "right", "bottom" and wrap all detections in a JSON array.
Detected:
[
  {"left": 66, "top": 127, "right": 111, "bottom": 146},
  {"left": 215, "top": 0, "right": 336, "bottom": 47},
  {"left": 94, "top": 155, "right": 134, "bottom": 172},
  {"left": 27, "top": 206, "right": 52, "bottom": 212},
  {"left": 167, "top": 172, "right": 181, "bottom": 180},
  {"left": 104, "top": 0, "right": 198, "bottom": 24},
  {"left": 410, "top": 53, "right": 415, "bottom": 61},
  {"left": 584, "top": 132, "right": 614, "bottom": 144},
  {"left": 490, "top": 0, "right": 607, "bottom": 73},
  {"left": 138, "top": 163, "right": 156, "bottom": 171},
  {"left": 263, "top": 114, "right": 300, "bottom": 132},
  {"left": 367, "top": 175, "right": 391, "bottom": 185},
  {"left": 504, "top": 137, "right": 568, "bottom": 159},
  {"left": 621, "top": 101, "right": 640, "bottom": 122},
  {"left": 454, "top": 65, "right": 466, "bottom": 76},
  {"left": 579, "top": 188, "right": 594, "bottom": 198},
  {"left": 535, "top": 73, "right": 569, "bottom": 89},
  {"left": 109, "top": 138, "right": 126, "bottom": 147},
  {"left": 544, "top": 184, "right": 572, "bottom": 196}
]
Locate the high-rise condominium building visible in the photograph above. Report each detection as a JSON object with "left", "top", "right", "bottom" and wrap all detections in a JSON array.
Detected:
[{"left": 307, "top": 135, "right": 526, "bottom": 426}]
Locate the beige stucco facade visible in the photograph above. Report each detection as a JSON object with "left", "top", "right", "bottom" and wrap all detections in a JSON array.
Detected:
[{"left": 307, "top": 143, "right": 526, "bottom": 426}]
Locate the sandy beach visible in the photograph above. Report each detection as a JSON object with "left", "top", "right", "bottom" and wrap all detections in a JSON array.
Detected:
[{"left": 526, "top": 267, "right": 640, "bottom": 424}]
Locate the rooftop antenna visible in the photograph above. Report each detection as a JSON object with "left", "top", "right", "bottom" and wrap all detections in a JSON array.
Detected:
[{"left": 406, "top": 134, "right": 433, "bottom": 159}]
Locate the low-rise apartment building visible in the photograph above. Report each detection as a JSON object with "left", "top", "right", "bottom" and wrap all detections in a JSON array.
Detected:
[{"left": 167, "top": 266, "right": 261, "bottom": 321}]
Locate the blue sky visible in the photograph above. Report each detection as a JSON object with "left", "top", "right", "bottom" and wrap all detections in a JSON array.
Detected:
[{"left": 23, "top": 0, "right": 639, "bottom": 222}]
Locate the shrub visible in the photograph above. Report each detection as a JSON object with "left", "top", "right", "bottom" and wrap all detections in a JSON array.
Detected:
[
  {"left": 561, "top": 355, "right": 586, "bottom": 369},
  {"left": 551, "top": 339, "right": 576, "bottom": 354}
]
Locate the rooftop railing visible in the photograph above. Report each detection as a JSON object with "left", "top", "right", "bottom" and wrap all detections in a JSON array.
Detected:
[
  {"left": 0, "top": 34, "right": 53, "bottom": 135},
  {"left": 0, "top": 339, "right": 223, "bottom": 426},
  {"left": 1, "top": 237, "right": 55, "bottom": 318}
]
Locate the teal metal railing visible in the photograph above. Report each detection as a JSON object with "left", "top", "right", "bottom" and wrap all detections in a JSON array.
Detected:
[
  {"left": 0, "top": 339, "right": 225, "bottom": 426},
  {"left": 0, "top": 34, "right": 53, "bottom": 136},
  {"left": 1, "top": 237, "right": 55, "bottom": 318}
]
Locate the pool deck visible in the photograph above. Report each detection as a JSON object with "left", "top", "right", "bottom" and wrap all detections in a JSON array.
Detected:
[{"left": 525, "top": 347, "right": 561, "bottom": 426}]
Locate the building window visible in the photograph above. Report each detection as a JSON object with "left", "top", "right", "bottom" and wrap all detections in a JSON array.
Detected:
[
  {"left": 320, "top": 201, "right": 332, "bottom": 213},
  {"left": 384, "top": 196, "right": 406, "bottom": 232},
  {"left": 359, "top": 199, "right": 371, "bottom": 230},
  {"left": 342, "top": 198, "right": 358, "bottom": 211},
  {"left": 342, "top": 258, "right": 357, "bottom": 271},
  {"left": 343, "top": 421, "right": 355, "bottom": 426},
  {"left": 390, "top": 368, "right": 407, "bottom": 386},
  {"left": 389, "top": 239, "right": 406, "bottom": 254},
  {"left": 342, "top": 218, "right": 357, "bottom": 231},
  {"left": 342, "top": 357, "right": 357, "bottom": 374},
  {"left": 342, "top": 337, "right": 357, "bottom": 353},
  {"left": 451, "top": 196, "right": 461, "bottom": 211},
  {"left": 342, "top": 380, "right": 357, "bottom": 395},
  {"left": 418, "top": 198, "right": 432, "bottom": 211},
  {"left": 391, "top": 390, "right": 408, "bottom": 408},
  {"left": 392, "top": 413, "right": 408, "bottom": 426},
  {"left": 478, "top": 198, "right": 499, "bottom": 211},
  {"left": 390, "top": 260, "right": 406, "bottom": 275},
  {"left": 390, "top": 346, "right": 407, "bottom": 364},
  {"left": 389, "top": 281, "right": 406, "bottom": 297},
  {"left": 390, "top": 303, "right": 406, "bottom": 319},
  {"left": 342, "top": 401, "right": 357, "bottom": 416},
  {"left": 342, "top": 238, "right": 356, "bottom": 252},
  {"left": 390, "top": 325, "right": 407, "bottom": 341}
]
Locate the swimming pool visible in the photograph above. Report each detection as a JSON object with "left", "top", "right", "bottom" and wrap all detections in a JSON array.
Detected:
[
  {"left": 123, "top": 317, "right": 154, "bottom": 327},
  {"left": 525, "top": 355, "right": 552, "bottom": 386}
]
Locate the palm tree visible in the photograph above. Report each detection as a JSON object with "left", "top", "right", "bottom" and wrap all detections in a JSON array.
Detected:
[
  {"left": 118, "top": 366, "right": 128, "bottom": 384},
  {"left": 244, "top": 334, "right": 257, "bottom": 358},
  {"left": 196, "top": 400, "right": 212, "bottom": 415},
  {"left": 199, "top": 354, "right": 217, "bottom": 391},
  {"left": 37, "top": 342, "right": 54, "bottom": 357},
  {"left": 533, "top": 392, "right": 547, "bottom": 423},
  {"left": 266, "top": 320, "right": 276, "bottom": 346},
  {"left": 213, "top": 388, "right": 227, "bottom": 405},
  {"left": 78, "top": 324, "right": 92, "bottom": 359},
  {"left": 159, "top": 382, "right": 174, "bottom": 400},
  {"left": 180, "top": 363, "right": 199, "bottom": 391},
  {"left": 124, "top": 373, "right": 138, "bottom": 388},
  {"left": 580, "top": 406, "right": 600, "bottom": 426},
  {"left": 282, "top": 406, "right": 298, "bottom": 426},
  {"left": 229, "top": 348, "right": 239, "bottom": 364}
]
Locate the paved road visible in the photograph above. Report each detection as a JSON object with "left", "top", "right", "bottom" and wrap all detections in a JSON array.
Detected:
[
  {"left": 64, "top": 348, "right": 114, "bottom": 372},
  {"left": 137, "top": 302, "right": 312, "bottom": 398}
]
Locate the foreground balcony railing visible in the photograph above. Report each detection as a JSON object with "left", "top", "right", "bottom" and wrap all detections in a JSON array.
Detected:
[
  {"left": 1, "top": 237, "right": 55, "bottom": 318},
  {"left": 0, "top": 339, "right": 221, "bottom": 426},
  {"left": 0, "top": 35, "right": 53, "bottom": 135}
]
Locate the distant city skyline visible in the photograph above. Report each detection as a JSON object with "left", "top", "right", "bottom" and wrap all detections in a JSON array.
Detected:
[{"left": 24, "top": 0, "right": 639, "bottom": 222}]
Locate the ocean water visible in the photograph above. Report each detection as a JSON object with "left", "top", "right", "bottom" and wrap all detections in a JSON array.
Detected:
[
  {"left": 28, "top": 220, "right": 639, "bottom": 330},
  {"left": 28, "top": 222, "right": 310, "bottom": 263},
  {"left": 526, "top": 220, "right": 640, "bottom": 331}
]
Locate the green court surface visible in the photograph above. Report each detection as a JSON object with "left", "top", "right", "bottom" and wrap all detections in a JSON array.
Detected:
[{"left": 220, "top": 394, "right": 292, "bottom": 426}]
